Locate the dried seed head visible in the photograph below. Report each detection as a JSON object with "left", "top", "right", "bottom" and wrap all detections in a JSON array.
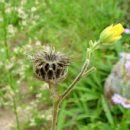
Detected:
[{"left": 31, "top": 46, "right": 71, "bottom": 83}]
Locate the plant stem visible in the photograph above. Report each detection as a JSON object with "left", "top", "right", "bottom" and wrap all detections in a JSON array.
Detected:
[
  {"left": 51, "top": 99, "right": 60, "bottom": 130},
  {"left": 82, "top": 66, "right": 96, "bottom": 77},
  {"left": 59, "top": 58, "right": 90, "bottom": 102},
  {"left": 2, "top": 2, "right": 9, "bottom": 59},
  {"left": 50, "top": 58, "right": 96, "bottom": 130},
  {"left": 49, "top": 82, "right": 60, "bottom": 130},
  {"left": 2, "top": 2, "right": 20, "bottom": 130},
  {"left": 12, "top": 96, "right": 20, "bottom": 130}
]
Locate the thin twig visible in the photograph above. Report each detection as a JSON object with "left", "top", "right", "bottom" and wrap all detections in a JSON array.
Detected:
[
  {"left": 59, "top": 58, "right": 89, "bottom": 103},
  {"left": 49, "top": 83, "right": 60, "bottom": 130},
  {"left": 49, "top": 82, "right": 59, "bottom": 101},
  {"left": 50, "top": 58, "right": 96, "bottom": 130},
  {"left": 82, "top": 67, "right": 96, "bottom": 78},
  {"left": 51, "top": 99, "right": 60, "bottom": 130}
]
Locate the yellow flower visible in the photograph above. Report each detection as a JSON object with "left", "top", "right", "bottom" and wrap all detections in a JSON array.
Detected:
[{"left": 99, "top": 23, "right": 124, "bottom": 44}]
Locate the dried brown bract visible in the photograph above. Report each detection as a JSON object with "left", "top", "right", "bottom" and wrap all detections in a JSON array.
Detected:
[{"left": 31, "top": 46, "right": 71, "bottom": 83}]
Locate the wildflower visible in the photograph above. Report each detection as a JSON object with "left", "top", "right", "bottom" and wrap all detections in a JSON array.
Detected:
[
  {"left": 17, "top": 7, "right": 27, "bottom": 19},
  {"left": 8, "top": 24, "right": 16, "bottom": 34},
  {"left": 31, "top": 7, "right": 37, "bottom": 12},
  {"left": 0, "top": 61, "right": 3, "bottom": 67},
  {"left": 119, "top": 52, "right": 130, "bottom": 60},
  {"left": 112, "top": 93, "right": 125, "bottom": 104},
  {"left": 29, "top": 118, "right": 36, "bottom": 126},
  {"left": 0, "top": 17, "right": 3, "bottom": 22},
  {"left": 112, "top": 93, "right": 130, "bottom": 108},
  {"left": 124, "top": 28, "right": 130, "bottom": 34},
  {"left": 46, "top": 114, "right": 52, "bottom": 121},
  {"left": 0, "top": 48, "right": 5, "bottom": 53},
  {"left": 35, "top": 41, "right": 41, "bottom": 46},
  {"left": 125, "top": 61, "right": 130, "bottom": 70},
  {"left": 41, "top": 114, "right": 45, "bottom": 119},
  {"left": 40, "top": 83, "right": 49, "bottom": 90},
  {"left": 6, "top": 60, "right": 14, "bottom": 70},
  {"left": 21, "top": 20, "right": 27, "bottom": 26},
  {"left": 121, "top": 99, "right": 130, "bottom": 108},
  {"left": 100, "top": 23, "right": 124, "bottom": 44},
  {"left": 31, "top": 46, "right": 71, "bottom": 83},
  {"left": 21, "top": 0, "right": 27, "bottom": 5}
]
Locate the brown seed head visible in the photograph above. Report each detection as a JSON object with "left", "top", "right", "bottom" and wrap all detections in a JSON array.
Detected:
[{"left": 31, "top": 46, "right": 71, "bottom": 83}]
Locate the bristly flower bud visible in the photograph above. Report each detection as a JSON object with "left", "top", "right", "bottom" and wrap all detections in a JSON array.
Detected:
[
  {"left": 99, "top": 23, "right": 124, "bottom": 45},
  {"left": 31, "top": 46, "right": 71, "bottom": 83}
]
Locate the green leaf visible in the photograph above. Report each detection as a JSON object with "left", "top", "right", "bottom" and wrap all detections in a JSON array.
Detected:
[
  {"left": 57, "top": 101, "right": 67, "bottom": 130},
  {"left": 101, "top": 95, "right": 115, "bottom": 128}
]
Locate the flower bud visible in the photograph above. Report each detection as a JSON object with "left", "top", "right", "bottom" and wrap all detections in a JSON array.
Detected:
[{"left": 100, "top": 23, "right": 124, "bottom": 44}]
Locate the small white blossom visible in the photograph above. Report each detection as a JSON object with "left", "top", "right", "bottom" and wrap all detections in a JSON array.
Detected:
[
  {"left": 35, "top": 40, "right": 41, "bottom": 46},
  {"left": 112, "top": 93, "right": 125, "bottom": 104},
  {"left": 31, "top": 7, "right": 37, "bottom": 12},
  {"left": 112, "top": 93, "right": 130, "bottom": 109},
  {"left": 17, "top": 7, "right": 27, "bottom": 19},
  {"left": 0, "top": 48, "right": 5, "bottom": 53},
  {"left": 121, "top": 99, "right": 130, "bottom": 108},
  {"left": 0, "top": 61, "right": 3, "bottom": 66},
  {"left": 0, "top": 17, "right": 3, "bottom": 22},
  {"left": 8, "top": 24, "right": 17, "bottom": 34},
  {"left": 46, "top": 114, "right": 52, "bottom": 121},
  {"left": 21, "top": 20, "right": 27, "bottom": 26},
  {"left": 6, "top": 60, "right": 14, "bottom": 70},
  {"left": 29, "top": 118, "right": 36, "bottom": 126}
]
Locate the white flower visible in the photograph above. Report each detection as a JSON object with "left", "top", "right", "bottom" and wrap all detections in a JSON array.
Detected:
[
  {"left": 121, "top": 99, "right": 130, "bottom": 108},
  {"left": 31, "top": 7, "right": 37, "bottom": 12},
  {"left": 112, "top": 93, "right": 130, "bottom": 109},
  {"left": 0, "top": 61, "right": 3, "bottom": 66},
  {"left": 46, "top": 114, "right": 52, "bottom": 121},
  {"left": 112, "top": 93, "right": 125, "bottom": 104},
  {"left": 17, "top": 7, "right": 27, "bottom": 19},
  {"left": 8, "top": 24, "right": 16, "bottom": 34},
  {"left": 21, "top": 0, "right": 27, "bottom": 5},
  {"left": 6, "top": 60, "right": 14, "bottom": 70},
  {"left": 29, "top": 118, "right": 36, "bottom": 126},
  {"left": 119, "top": 52, "right": 130, "bottom": 60},
  {"left": 21, "top": 20, "right": 27, "bottom": 26},
  {"left": 0, "top": 48, "right": 5, "bottom": 53},
  {"left": 0, "top": 17, "right": 3, "bottom": 22},
  {"left": 35, "top": 41, "right": 41, "bottom": 46}
]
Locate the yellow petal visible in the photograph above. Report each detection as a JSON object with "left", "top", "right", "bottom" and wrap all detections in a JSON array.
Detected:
[
  {"left": 111, "top": 23, "right": 124, "bottom": 36},
  {"left": 108, "top": 36, "right": 122, "bottom": 43}
]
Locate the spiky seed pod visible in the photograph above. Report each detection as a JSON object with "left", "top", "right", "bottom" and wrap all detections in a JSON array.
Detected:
[{"left": 31, "top": 46, "right": 71, "bottom": 83}]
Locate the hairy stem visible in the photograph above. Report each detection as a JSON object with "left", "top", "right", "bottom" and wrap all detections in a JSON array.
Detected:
[
  {"left": 51, "top": 100, "right": 60, "bottom": 130},
  {"left": 59, "top": 58, "right": 90, "bottom": 102},
  {"left": 82, "top": 67, "right": 96, "bottom": 77},
  {"left": 2, "top": 2, "right": 20, "bottom": 130},
  {"left": 49, "top": 59, "right": 95, "bottom": 130},
  {"left": 12, "top": 97, "right": 20, "bottom": 130},
  {"left": 50, "top": 58, "right": 95, "bottom": 130},
  {"left": 49, "top": 83, "right": 60, "bottom": 130}
]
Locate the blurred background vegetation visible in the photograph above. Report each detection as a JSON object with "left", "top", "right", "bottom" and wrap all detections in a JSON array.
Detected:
[{"left": 0, "top": 0, "right": 130, "bottom": 130}]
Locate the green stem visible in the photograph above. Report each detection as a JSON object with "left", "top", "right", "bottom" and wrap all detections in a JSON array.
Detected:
[
  {"left": 50, "top": 58, "right": 95, "bottom": 130},
  {"left": 59, "top": 58, "right": 89, "bottom": 102},
  {"left": 51, "top": 100, "right": 60, "bottom": 130},
  {"left": 2, "top": 2, "right": 9, "bottom": 59},
  {"left": 2, "top": 2, "right": 20, "bottom": 130},
  {"left": 12, "top": 97, "right": 20, "bottom": 130}
]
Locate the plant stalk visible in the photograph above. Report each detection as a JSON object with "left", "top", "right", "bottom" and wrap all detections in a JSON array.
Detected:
[
  {"left": 51, "top": 100, "right": 60, "bottom": 130},
  {"left": 2, "top": 2, "right": 20, "bottom": 130},
  {"left": 50, "top": 57, "right": 96, "bottom": 130}
]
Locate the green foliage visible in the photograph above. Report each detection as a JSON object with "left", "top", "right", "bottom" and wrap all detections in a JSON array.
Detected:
[{"left": 0, "top": 0, "right": 130, "bottom": 130}]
